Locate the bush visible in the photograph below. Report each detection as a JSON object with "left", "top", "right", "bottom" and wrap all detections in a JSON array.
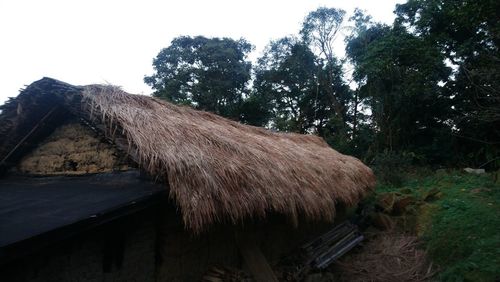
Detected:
[{"left": 372, "top": 150, "right": 413, "bottom": 186}]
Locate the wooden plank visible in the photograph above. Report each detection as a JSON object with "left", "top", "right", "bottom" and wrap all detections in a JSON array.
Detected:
[{"left": 237, "top": 233, "right": 278, "bottom": 282}]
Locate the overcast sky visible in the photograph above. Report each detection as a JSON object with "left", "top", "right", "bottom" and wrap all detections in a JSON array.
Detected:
[{"left": 0, "top": 0, "right": 404, "bottom": 104}]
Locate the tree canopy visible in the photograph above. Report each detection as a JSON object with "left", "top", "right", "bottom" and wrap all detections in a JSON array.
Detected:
[
  {"left": 346, "top": 18, "right": 451, "bottom": 161},
  {"left": 396, "top": 0, "right": 500, "bottom": 167},
  {"left": 144, "top": 36, "right": 253, "bottom": 119},
  {"left": 145, "top": 3, "right": 499, "bottom": 170}
]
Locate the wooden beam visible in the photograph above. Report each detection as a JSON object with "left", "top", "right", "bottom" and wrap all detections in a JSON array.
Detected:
[{"left": 237, "top": 232, "right": 278, "bottom": 282}]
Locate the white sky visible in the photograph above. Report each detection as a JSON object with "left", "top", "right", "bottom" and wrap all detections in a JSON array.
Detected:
[{"left": 0, "top": 0, "right": 404, "bottom": 104}]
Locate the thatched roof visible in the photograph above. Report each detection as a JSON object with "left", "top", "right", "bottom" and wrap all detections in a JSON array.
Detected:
[{"left": 0, "top": 78, "right": 376, "bottom": 232}]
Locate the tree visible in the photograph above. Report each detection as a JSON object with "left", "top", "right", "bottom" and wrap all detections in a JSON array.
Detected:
[
  {"left": 254, "top": 37, "right": 322, "bottom": 133},
  {"left": 144, "top": 36, "right": 253, "bottom": 119},
  {"left": 300, "top": 7, "right": 345, "bottom": 63},
  {"left": 346, "top": 20, "right": 452, "bottom": 162},
  {"left": 300, "top": 8, "right": 351, "bottom": 131},
  {"left": 396, "top": 0, "right": 500, "bottom": 167},
  {"left": 344, "top": 9, "right": 374, "bottom": 140}
]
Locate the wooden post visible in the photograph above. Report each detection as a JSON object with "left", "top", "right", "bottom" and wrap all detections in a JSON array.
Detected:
[{"left": 236, "top": 232, "right": 278, "bottom": 282}]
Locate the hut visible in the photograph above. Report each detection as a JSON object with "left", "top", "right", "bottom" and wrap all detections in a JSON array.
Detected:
[{"left": 0, "top": 77, "right": 376, "bottom": 281}]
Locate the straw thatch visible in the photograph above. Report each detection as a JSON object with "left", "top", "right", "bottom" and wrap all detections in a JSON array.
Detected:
[
  {"left": 0, "top": 78, "right": 376, "bottom": 232},
  {"left": 81, "top": 86, "right": 375, "bottom": 231}
]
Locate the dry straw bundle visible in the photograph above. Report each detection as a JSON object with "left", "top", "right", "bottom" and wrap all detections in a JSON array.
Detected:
[{"left": 335, "top": 233, "right": 434, "bottom": 282}]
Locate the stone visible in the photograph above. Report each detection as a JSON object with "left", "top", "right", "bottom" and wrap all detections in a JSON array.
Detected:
[{"left": 463, "top": 168, "right": 486, "bottom": 174}]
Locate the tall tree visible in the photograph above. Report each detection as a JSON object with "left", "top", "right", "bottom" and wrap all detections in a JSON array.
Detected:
[
  {"left": 144, "top": 36, "right": 253, "bottom": 119},
  {"left": 300, "top": 8, "right": 351, "bottom": 131},
  {"left": 254, "top": 37, "right": 322, "bottom": 133},
  {"left": 346, "top": 20, "right": 451, "bottom": 161},
  {"left": 253, "top": 36, "right": 351, "bottom": 141},
  {"left": 396, "top": 0, "right": 500, "bottom": 167}
]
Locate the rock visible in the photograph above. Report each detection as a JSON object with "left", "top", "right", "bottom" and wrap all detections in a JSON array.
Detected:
[{"left": 464, "top": 168, "right": 485, "bottom": 174}]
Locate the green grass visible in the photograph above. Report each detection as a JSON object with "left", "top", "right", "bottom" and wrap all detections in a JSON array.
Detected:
[{"left": 375, "top": 171, "right": 500, "bottom": 282}]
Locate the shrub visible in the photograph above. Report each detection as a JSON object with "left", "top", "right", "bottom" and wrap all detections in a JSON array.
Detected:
[{"left": 372, "top": 150, "right": 413, "bottom": 186}]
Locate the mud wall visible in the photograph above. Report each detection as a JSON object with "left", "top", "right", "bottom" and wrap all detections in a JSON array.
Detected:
[
  {"left": 17, "top": 121, "right": 131, "bottom": 175},
  {"left": 156, "top": 211, "right": 333, "bottom": 281}
]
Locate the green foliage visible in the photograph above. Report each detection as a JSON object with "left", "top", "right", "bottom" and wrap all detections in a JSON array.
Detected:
[
  {"left": 144, "top": 36, "right": 253, "bottom": 119},
  {"left": 396, "top": 0, "right": 500, "bottom": 170},
  {"left": 143, "top": 2, "right": 499, "bottom": 170},
  {"left": 300, "top": 7, "right": 345, "bottom": 61},
  {"left": 254, "top": 37, "right": 321, "bottom": 133},
  {"left": 254, "top": 36, "right": 350, "bottom": 137},
  {"left": 422, "top": 174, "right": 500, "bottom": 282},
  {"left": 300, "top": 7, "right": 352, "bottom": 138},
  {"left": 378, "top": 171, "right": 500, "bottom": 281},
  {"left": 238, "top": 93, "right": 272, "bottom": 126},
  {"left": 346, "top": 19, "right": 452, "bottom": 157},
  {"left": 372, "top": 150, "right": 413, "bottom": 186}
]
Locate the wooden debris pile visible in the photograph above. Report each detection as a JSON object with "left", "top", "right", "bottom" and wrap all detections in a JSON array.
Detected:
[
  {"left": 302, "top": 222, "right": 364, "bottom": 269},
  {"left": 201, "top": 222, "right": 365, "bottom": 281},
  {"left": 276, "top": 222, "right": 364, "bottom": 281}
]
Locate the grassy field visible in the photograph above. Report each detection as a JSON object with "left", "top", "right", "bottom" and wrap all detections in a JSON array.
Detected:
[{"left": 375, "top": 170, "right": 500, "bottom": 281}]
